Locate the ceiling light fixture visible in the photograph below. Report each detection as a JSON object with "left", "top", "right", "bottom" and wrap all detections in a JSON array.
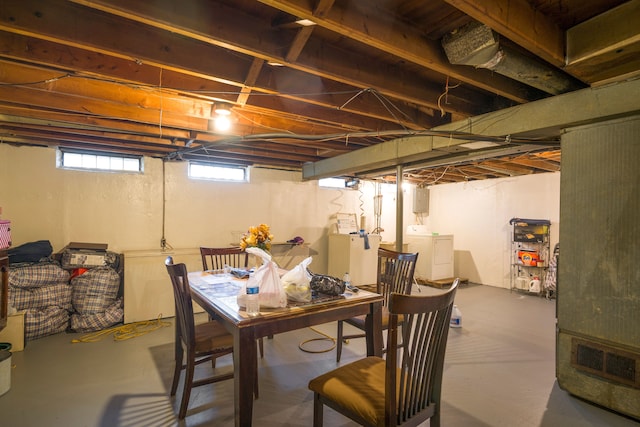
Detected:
[
  {"left": 212, "top": 102, "right": 232, "bottom": 116},
  {"left": 210, "top": 102, "right": 233, "bottom": 132},
  {"left": 294, "top": 18, "right": 316, "bottom": 27},
  {"left": 459, "top": 141, "right": 501, "bottom": 150}
]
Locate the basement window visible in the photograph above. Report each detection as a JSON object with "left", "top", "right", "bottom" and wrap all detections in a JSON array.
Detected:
[
  {"left": 319, "top": 178, "right": 347, "bottom": 189},
  {"left": 319, "top": 177, "right": 360, "bottom": 189},
  {"left": 58, "top": 149, "right": 142, "bottom": 173},
  {"left": 189, "top": 162, "right": 248, "bottom": 182}
]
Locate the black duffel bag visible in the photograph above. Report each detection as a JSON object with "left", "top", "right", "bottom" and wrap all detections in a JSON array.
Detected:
[
  {"left": 8, "top": 240, "right": 53, "bottom": 264},
  {"left": 308, "top": 270, "right": 346, "bottom": 296}
]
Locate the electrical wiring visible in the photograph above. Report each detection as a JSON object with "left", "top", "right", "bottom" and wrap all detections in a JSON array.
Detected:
[
  {"left": 298, "top": 327, "right": 337, "bottom": 353},
  {"left": 437, "top": 76, "right": 461, "bottom": 117},
  {"left": 71, "top": 317, "right": 171, "bottom": 343}
]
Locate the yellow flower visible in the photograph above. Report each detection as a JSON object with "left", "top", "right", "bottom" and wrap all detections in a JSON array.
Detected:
[{"left": 240, "top": 223, "right": 273, "bottom": 251}]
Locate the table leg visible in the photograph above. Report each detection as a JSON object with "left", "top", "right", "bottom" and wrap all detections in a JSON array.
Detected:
[
  {"left": 234, "top": 327, "right": 256, "bottom": 427},
  {"left": 365, "top": 300, "right": 383, "bottom": 357}
]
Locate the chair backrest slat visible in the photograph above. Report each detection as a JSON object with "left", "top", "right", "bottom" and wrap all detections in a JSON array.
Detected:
[
  {"left": 200, "top": 247, "right": 248, "bottom": 271},
  {"left": 385, "top": 278, "right": 459, "bottom": 426},
  {"left": 377, "top": 248, "right": 418, "bottom": 306},
  {"left": 165, "top": 257, "right": 196, "bottom": 347}
]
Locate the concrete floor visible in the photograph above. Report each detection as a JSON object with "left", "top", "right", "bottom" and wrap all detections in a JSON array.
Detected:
[{"left": 0, "top": 284, "right": 638, "bottom": 426}]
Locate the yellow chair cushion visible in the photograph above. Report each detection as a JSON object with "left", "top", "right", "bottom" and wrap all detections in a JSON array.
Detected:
[{"left": 308, "top": 356, "right": 386, "bottom": 426}]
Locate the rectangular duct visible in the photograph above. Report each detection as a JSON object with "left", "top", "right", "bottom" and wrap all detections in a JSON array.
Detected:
[{"left": 441, "top": 21, "right": 583, "bottom": 95}]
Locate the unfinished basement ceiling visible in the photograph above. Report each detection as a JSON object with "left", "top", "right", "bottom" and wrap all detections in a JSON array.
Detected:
[{"left": 0, "top": 0, "right": 638, "bottom": 185}]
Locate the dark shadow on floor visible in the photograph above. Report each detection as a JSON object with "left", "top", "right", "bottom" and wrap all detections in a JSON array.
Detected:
[
  {"left": 98, "top": 393, "right": 177, "bottom": 427},
  {"left": 540, "top": 381, "right": 640, "bottom": 427}
]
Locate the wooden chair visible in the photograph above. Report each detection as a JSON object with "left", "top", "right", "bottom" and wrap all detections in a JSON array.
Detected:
[
  {"left": 336, "top": 248, "right": 418, "bottom": 362},
  {"left": 199, "top": 246, "right": 266, "bottom": 358},
  {"left": 165, "top": 256, "right": 257, "bottom": 419},
  {"left": 200, "top": 246, "right": 248, "bottom": 271},
  {"left": 309, "top": 279, "right": 459, "bottom": 427}
]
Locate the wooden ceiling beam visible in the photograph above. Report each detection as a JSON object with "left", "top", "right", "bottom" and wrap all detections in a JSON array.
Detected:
[
  {"left": 1, "top": 59, "right": 399, "bottom": 141},
  {"left": 258, "top": 0, "right": 542, "bottom": 103},
  {"left": 236, "top": 58, "right": 266, "bottom": 107},
  {"left": 0, "top": 31, "right": 245, "bottom": 104},
  {"left": 0, "top": 105, "right": 191, "bottom": 141},
  {"left": 256, "top": 66, "right": 445, "bottom": 128},
  {"left": 0, "top": 124, "right": 181, "bottom": 153},
  {"left": 0, "top": 84, "right": 207, "bottom": 131},
  {"left": 63, "top": 0, "right": 486, "bottom": 116},
  {"left": 508, "top": 155, "right": 561, "bottom": 172},
  {"left": 0, "top": 121, "right": 177, "bottom": 148},
  {"left": 182, "top": 146, "right": 312, "bottom": 167},
  {"left": 0, "top": 60, "right": 211, "bottom": 120},
  {"left": 0, "top": 31, "right": 438, "bottom": 130},
  {"left": 474, "top": 160, "right": 532, "bottom": 176},
  {"left": 565, "top": 0, "right": 640, "bottom": 84},
  {"left": 456, "top": 165, "right": 509, "bottom": 178}
]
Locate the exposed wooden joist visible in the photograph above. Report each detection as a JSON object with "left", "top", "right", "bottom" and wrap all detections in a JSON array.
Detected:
[
  {"left": 257, "top": 0, "right": 543, "bottom": 103},
  {"left": 0, "top": 28, "right": 440, "bottom": 130},
  {"left": 565, "top": 0, "right": 640, "bottom": 84},
  {"left": 66, "top": 0, "right": 510, "bottom": 115},
  {"left": 64, "top": 0, "right": 482, "bottom": 117},
  {"left": 236, "top": 58, "right": 266, "bottom": 107},
  {"left": 0, "top": 106, "right": 192, "bottom": 141}
]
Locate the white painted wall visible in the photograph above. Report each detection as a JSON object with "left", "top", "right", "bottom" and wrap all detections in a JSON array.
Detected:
[
  {"left": 421, "top": 173, "right": 560, "bottom": 288},
  {"left": 0, "top": 144, "right": 560, "bottom": 288},
  {"left": 0, "top": 144, "right": 364, "bottom": 274}
]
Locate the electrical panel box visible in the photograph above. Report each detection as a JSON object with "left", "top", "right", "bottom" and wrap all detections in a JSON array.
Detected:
[{"left": 413, "top": 187, "right": 429, "bottom": 214}]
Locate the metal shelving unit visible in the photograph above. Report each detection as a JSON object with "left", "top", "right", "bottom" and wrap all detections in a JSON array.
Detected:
[{"left": 509, "top": 218, "right": 551, "bottom": 295}]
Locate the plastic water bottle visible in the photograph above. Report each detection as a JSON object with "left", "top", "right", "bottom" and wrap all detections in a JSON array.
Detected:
[
  {"left": 450, "top": 304, "right": 462, "bottom": 328},
  {"left": 246, "top": 282, "right": 260, "bottom": 316},
  {"left": 343, "top": 272, "right": 351, "bottom": 288}
]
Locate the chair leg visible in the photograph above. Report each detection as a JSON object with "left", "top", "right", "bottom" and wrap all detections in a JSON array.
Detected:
[
  {"left": 178, "top": 355, "right": 196, "bottom": 419},
  {"left": 431, "top": 409, "right": 441, "bottom": 427},
  {"left": 313, "top": 393, "right": 324, "bottom": 427},
  {"left": 336, "top": 320, "right": 344, "bottom": 363},
  {"left": 258, "top": 338, "right": 264, "bottom": 359}
]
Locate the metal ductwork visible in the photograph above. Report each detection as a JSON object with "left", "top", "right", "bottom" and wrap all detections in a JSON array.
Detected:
[{"left": 442, "top": 21, "right": 583, "bottom": 95}]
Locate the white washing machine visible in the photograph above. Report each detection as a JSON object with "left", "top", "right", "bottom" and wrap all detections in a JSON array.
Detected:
[
  {"left": 405, "top": 226, "right": 454, "bottom": 281},
  {"left": 328, "top": 233, "right": 381, "bottom": 286}
]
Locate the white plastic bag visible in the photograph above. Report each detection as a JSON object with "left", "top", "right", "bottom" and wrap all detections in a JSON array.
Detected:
[
  {"left": 281, "top": 256, "right": 313, "bottom": 302},
  {"left": 238, "top": 247, "right": 287, "bottom": 309}
]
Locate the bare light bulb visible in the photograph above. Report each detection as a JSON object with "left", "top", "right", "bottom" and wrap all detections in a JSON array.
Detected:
[{"left": 214, "top": 115, "right": 231, "bottom": 131}]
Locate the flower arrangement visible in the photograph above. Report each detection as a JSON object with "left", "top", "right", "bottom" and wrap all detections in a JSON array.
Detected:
[{"left": 240, "top": 223, "right": 273, "bottom": 251}]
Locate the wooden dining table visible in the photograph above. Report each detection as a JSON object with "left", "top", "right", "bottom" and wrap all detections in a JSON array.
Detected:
[{"left": 187, "top": 270, "right": 384, "bottom": 427}]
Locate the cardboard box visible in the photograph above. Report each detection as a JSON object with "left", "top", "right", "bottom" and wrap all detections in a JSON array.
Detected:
[
  {"left": 66, "top": 242, "right": 108, "bottom": 251},
  {"left": 0, "top": 311, "right": 25, "bottom": 352},
  {"left": 59, "top": 242, "right": 109, "bottom": 269}
]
